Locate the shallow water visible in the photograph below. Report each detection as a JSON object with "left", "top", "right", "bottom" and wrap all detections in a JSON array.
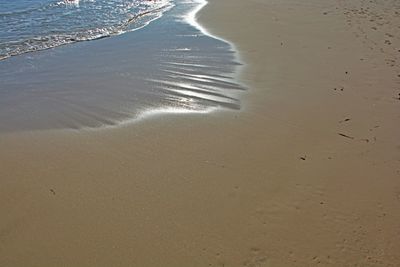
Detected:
[{"left": 0, "top": 0, "right": 245, "bottom": 132}]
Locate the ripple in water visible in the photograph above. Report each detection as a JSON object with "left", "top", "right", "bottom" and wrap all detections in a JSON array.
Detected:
[{"left": 0, "top": 0, "right": 246, "bottom": 132}]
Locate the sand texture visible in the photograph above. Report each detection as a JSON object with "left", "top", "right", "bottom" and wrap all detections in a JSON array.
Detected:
[{"left": 0, "top": 0, "right": 400, "bottom": 266}]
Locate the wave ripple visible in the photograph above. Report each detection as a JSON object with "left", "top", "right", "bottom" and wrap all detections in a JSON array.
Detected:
[{"left": 0, "top": 0, "right": 172, "bottom": 60}]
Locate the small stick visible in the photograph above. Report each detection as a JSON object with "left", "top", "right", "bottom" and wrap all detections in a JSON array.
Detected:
[
  {"left": 339, "top": 118, "right": 351, "bottom": 123},
  {"left": 338, "top": 133, "right": 354, "bottom": 139}
]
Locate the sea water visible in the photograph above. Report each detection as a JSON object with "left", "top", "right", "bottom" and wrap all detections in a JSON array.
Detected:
[
  {"left": 0, "top": 0, "right": 171, "bottom": 60},
  {"left": 0, "top": 0, "right": 245, "bottom": 132}
]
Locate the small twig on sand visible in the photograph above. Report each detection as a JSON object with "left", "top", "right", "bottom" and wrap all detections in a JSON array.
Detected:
[
  {"left": 339, "top": 118, "right": 351, "bottom": 123},
  {"left": 338, "top": 133, "right": 355, "bottom": 139}
]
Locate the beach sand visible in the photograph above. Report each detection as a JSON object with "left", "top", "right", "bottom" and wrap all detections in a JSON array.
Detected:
[{"left": 1, "top": 0, "right": 400, "bottom": 266}]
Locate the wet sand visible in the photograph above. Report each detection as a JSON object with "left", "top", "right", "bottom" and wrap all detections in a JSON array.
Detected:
[{"left": 1, "top": 0, "right": 400, "bottom": 266}]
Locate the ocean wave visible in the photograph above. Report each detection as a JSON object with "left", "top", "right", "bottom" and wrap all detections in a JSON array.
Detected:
[{"left": 0, "top": 0, "right": 172, "bottom": 60}]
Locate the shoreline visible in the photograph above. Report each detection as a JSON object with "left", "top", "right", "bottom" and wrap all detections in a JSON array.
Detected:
[{"left": 1, "top": 0, "right": 400, "bottom": 266}]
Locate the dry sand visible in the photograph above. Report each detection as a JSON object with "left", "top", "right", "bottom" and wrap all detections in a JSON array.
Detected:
[{"left": 1, "top": 0, "right": 400, "bottom": 266}]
